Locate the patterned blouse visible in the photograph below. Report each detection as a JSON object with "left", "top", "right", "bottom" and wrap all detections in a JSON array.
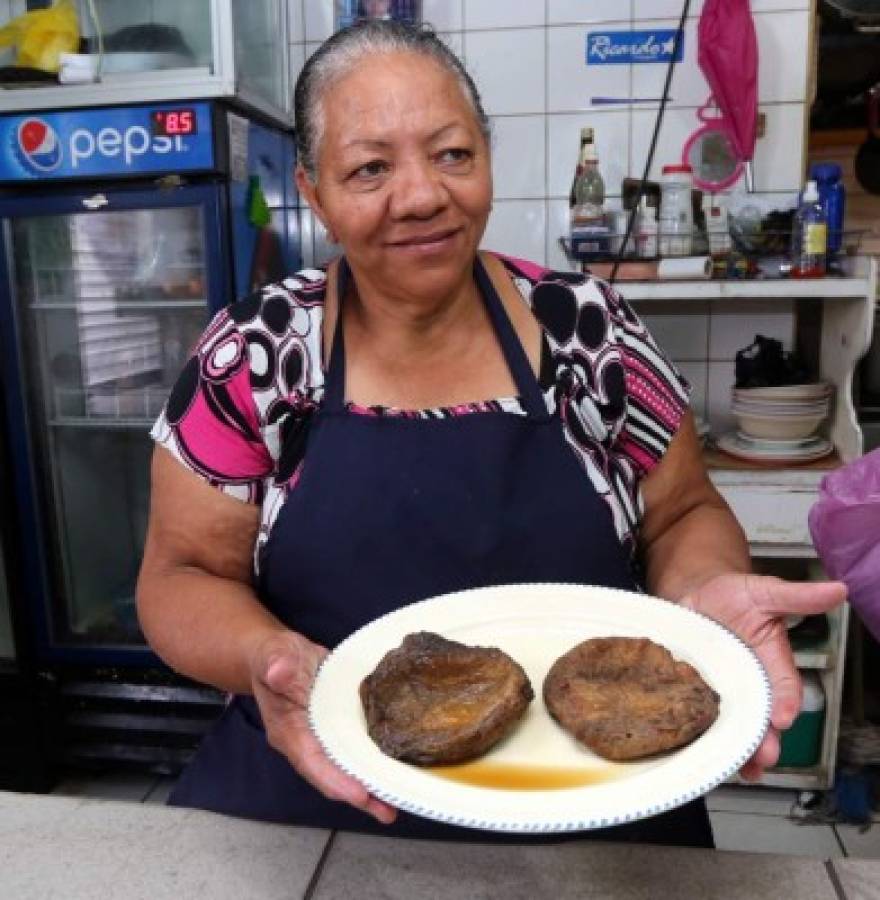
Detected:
[{"left": 151, "top": 253, "right": 690, "bottom": 573}]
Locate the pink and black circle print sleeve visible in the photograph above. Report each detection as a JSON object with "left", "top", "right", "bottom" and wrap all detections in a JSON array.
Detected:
[{"left": 150, "top": 306, "right": 275, "bottom": 503}]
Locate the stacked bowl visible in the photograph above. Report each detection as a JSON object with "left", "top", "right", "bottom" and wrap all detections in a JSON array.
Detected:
[{"left": 718, "top": 382, "right": 834, "bottom": 463}]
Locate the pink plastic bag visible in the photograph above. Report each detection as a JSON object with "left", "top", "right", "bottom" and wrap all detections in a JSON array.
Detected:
[
  {"left": 697, "top": 0, "right": 758, "bottom": 163},
  {"left": 809, "top": 448, "right": 880, "bottom": 641}
]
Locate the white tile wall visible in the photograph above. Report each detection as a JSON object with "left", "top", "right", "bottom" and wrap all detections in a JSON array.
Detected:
[
  {"left": 293, "top": 0, "right": 812, "bottom": 273},
  {"left": 465, "top": 28, "right": 545, "bottom": 115},
  {"left": 546, "top": 198, "right": 574, "bottom": 270},
  {"left": 637, "top": 302, "right": 710, "bottom": 360},
  {"left": 304, "top": 0, "right": 335, "bottom": 42},
  {"left": 707, "top": 300, "right": 794, "bottom": 360},
  {"left": 755, "top": 11, "right": 810, "bottom": 103},
  {"left": 490, "top": 116, "right": 546, "bottom": 199},
  {"left": 481, "top": 200, "right": 547, "bottom": 262},
  {"left": 751, "top": 103, "right": 807, "bottom": 192},
  {"left": 548, "top": 23, "right": 633, "bottom": 113},
  {"left": 288, "top": 0, "right": 305, "bottom": 41},
  {"left": 464, "top": 0, "right": 544, "bottom": 30},
  {"left": 632, "top": 0, "right": 704, "bottom": 18},
  {"left": 422, "top": 0, "right": 464, "bottom": 32},
  {"left": 549, "top": 0, "right": 633, "bottom": 25},
  {"left": 631, "top": 18, "right": 706, "bottom": 109},
  {"left": 707, "top": 359, "right": 738, "bottom": 432},
  {"left": 440, "top": 31, "right": 464, "bottom": 59},
  {"left": 289, "top": 43, "right": 306, "bottom": 96},
  {"left": 674, "top": 360, "right": 709, "bottom": 420}
]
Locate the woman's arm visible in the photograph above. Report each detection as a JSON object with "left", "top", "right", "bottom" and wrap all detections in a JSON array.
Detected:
[
  {"left": 639, "top": 413, "right": 751, "bottom": 597},
  {"left": 136, "top": 447, "right": 396, "bottom": 823},
  {"left": 136, "top": 446, "right": 286, "bottom": 693},
  {"left": 639, "top": 413, "right": 846, "bottom": 777}
]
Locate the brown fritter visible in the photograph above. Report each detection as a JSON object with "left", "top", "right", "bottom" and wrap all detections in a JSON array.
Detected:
[
  {"left": 543, "top": 637, "right": 720, "bottom": 761},
  {"left": 360, "top": 631, "right": 534, "bottom": 765}
]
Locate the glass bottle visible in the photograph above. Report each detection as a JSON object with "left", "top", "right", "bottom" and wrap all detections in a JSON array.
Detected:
[
  {"left": 571, "top": 146, "right": 605, "bottom": 226},
  {"left": 569, "top": 127, "right": 594, "bottom": 209}
]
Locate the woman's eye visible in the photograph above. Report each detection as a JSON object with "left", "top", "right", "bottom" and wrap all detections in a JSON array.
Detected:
[
  {"left": 437, "top": 148, "right": 472, "bottom": 166},
  {"left": 351, "top": 160, "right": 388, "bottom": 180}
]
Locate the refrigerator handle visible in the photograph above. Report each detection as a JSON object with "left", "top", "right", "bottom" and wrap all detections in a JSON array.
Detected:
[{"left": 82, "top": 193, "right": 109, "bottom": 211}]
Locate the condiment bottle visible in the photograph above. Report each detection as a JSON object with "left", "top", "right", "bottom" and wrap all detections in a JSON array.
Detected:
[
  {"left": 636, "top": 197, "right": 658, "bottom": 259},
  {"left": 658, "top": 164, "right": 694, "bottom": 257},
  {"left": 571, "top": 144, "right": 605, "bottom": 226},
  {"left": 791, "top": 180, "right": 827, "bottom": 278},
  {"left": 569, "top": 127, "right": 594, "bottom": 209}
]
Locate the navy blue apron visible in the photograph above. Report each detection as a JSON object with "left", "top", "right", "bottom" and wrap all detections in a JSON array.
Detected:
[{"left": 169, "top": 258, "right": 713, "bottom": 847}]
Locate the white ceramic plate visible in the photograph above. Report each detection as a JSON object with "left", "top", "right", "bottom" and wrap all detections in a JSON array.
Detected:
[
  {"left": 309, "top": 583, "right": 770, "bottom": 833},
  {"left": 717, "top": 432, "right": 833, "bottom": 463},
  {"left": 736, "top": 432, "right": 824, "bottom": 449}
]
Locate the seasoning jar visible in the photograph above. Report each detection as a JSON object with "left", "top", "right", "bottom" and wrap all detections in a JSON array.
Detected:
[{"left": 659, "top": 164, "right": 694, "bottom": 257}]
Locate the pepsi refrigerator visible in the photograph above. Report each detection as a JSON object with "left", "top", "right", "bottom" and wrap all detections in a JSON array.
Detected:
[{"left": 0, "top": 101, "right": 300, "bottom": 775}]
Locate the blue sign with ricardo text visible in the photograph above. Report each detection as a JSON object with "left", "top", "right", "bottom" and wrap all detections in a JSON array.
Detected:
[
  {"left": 0, "top": 102, "right": 215, "bottom": 183},
  {"left": 587, "top": 30, "right": 684, "bottom": 65}
]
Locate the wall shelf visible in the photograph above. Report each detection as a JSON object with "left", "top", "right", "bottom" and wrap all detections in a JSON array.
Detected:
[{"left": 636, "top": 258, "right": 877, "bottom": 792}]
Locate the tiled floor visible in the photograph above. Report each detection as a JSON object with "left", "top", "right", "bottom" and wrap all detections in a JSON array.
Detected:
[{"left": 48, "top": 773, "right": 880, "bottom": 858}]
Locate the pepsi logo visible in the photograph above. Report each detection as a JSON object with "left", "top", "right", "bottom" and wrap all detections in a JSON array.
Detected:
[{"left": 17, "top": 119, "right": 63, "bottom": 173}]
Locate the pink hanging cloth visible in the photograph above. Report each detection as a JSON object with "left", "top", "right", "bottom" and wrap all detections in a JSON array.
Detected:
[{"left": 697, "top": 0, "right": 759, "bottom": 169}]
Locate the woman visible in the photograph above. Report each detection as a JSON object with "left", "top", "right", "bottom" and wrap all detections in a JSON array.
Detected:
[{"left": 137, "top": 21, "right": 844, "bottom": 845}]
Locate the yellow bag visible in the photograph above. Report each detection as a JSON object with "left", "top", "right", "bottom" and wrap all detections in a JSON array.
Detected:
[{"left": 0, "top": 0, "right": 80, "bottom": 74}]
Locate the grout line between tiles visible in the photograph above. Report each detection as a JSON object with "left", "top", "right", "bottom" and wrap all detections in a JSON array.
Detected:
[
  {"left": 824, "top": 859, "right": 849, "bottom": 900},
  {"left": 830, "top": 824, "right": 850, "bottom": 858},
  {"left": 140, "top": 775, "right": 162, "bottom": 804},
  {"left": 302, "top": 830, "right": 337, "bottom": 900}
]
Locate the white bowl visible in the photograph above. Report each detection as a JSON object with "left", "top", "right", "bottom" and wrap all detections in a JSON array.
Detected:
[
  {"left": 733, "top": 383, "right": 832, "bottom": 401},
  {"left": 734, "top": 411, "right": 826, "bottom": 440},
  {"left": 731, "top": 401, "right": 830, "bottom": 417}
]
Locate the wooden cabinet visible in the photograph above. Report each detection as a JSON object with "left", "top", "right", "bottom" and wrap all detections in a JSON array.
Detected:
[{"left": 625, "top": 256, "right": 878, "bottom": 790}]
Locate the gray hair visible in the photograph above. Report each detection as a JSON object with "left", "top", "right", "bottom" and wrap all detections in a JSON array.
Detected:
[{"left": 294, "top": 20, "right": 491, "bottom": 181}]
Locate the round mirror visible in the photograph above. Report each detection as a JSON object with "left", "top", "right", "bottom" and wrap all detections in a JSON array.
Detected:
[{"left": 682, "top": 123, "right": 744, "bottom": 192}]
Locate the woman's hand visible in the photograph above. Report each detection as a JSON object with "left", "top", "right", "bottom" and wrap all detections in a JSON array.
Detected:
[
  {"left": 249, "top": 631, "right": 398, "bottom": 824},
  {"left": 680, "top": 574, "right": 847, "bottom": 779}
]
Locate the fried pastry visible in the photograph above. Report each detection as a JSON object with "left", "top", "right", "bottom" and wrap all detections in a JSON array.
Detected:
[
  {"left": 360, "top": 631, "right": 534, "bottom": 765},
  {"left": 543, "top": 636, "right": 720, "bottom": 761}
]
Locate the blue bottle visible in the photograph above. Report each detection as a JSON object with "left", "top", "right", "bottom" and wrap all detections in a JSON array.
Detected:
[{"left": 809, "top": 162, "right": 845, "bottom": 255}]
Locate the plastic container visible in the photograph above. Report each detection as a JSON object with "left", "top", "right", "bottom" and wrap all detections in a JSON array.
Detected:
[
  {"left": 777, "top": 671, "right": 825, "bottom": 768},
  {"left": 809, "top": 162, "right": 846, "bottom": 255},
  {"left": 636, "top": 197, "right": 658, "bottom": 259},
  {"left": 791, "top": 180, "right": 827, "bottom": 278},
  {"left": 659, "top": 164, "right": 694, "bottom": 257}
]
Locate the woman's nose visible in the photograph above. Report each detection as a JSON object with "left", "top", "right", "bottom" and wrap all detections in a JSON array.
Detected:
[{"left": 389, "top": 159, "right": 447, "bottom": 219}]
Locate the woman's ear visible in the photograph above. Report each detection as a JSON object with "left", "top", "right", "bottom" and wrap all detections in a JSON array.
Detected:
[{"left": 295, "top": 165, "right": 337, "bottom": 244}]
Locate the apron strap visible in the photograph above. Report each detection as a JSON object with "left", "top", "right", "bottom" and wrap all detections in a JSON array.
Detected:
[
  {"left": 324, "top": 255, "right": 548, "bottom": 419},
  {"left": 472, "top": 256, "right": 548, "bottom": 420},
  {"left": 323, "top": 258, "right": 350, "bottom": 413}
]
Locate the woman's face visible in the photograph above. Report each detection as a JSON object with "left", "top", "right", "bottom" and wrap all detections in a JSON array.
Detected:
[{"left": 298, "top": 52, "right": 492, "bottom": 302}]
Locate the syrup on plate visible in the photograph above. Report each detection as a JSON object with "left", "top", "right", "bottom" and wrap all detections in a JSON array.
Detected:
[{"left": 429, "top": 761, "right": 621, "bottom": 790}]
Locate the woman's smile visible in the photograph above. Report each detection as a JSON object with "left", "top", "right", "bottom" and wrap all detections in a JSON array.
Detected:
[{"left": 385, "top": 227, "right": 462, "bottom": 255}]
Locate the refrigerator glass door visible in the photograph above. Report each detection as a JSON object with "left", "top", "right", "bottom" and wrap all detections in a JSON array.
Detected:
[
  {"left": 80, "top": 0, "right": 215, "bottom": 76},
  {"left": 232, "top": 0, "right": 287, "bottom": 113},
  {"left": 8, "top": 204, "right": 210, "bottom": 647}
]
